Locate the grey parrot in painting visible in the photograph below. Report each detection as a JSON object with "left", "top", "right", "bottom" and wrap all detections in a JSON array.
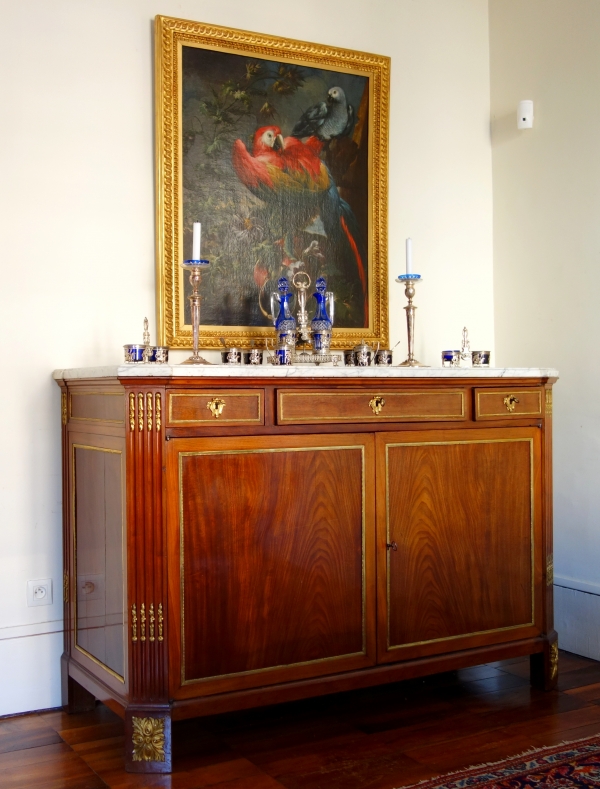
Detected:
[{"left": 291, "top": 86, "right": 355, "bottom": 140}]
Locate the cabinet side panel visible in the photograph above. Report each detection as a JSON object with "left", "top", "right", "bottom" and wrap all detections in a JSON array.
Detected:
[
  {"left": 73, "top": 445, "right": 125, "bottom": 681},
  {"left": 181, "top": 446, "right": 365, "bottom": 681},
  {"left": 387, "top": 438, "right": 533, "bottom": 649}
]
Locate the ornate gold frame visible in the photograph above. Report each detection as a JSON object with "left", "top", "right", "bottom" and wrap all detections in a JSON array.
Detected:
[{"left": 155, "top": 15, "right": 390, "bottom": 349}]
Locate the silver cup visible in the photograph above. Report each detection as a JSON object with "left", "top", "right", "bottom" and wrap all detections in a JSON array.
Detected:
[
  {"left": 221, "top": 348, "right": 242, "bottom": 364},
  {"left": 124, "top": 344, "right": 145, "bottom": 363},
  {"left": 375, "top": 349, "right": 393, "bottom": 365},
  {"left": 472, "top": 350, "right": 491, "bottom": 367},
  {"left": 243, "top": 349, "right": 263, "bottom": 365},
  {"left": 154, "top": 346, "right": 169, "bottom": 364},
  {"left": 441, "top": 350, "right": 461, "bottom": 367}
]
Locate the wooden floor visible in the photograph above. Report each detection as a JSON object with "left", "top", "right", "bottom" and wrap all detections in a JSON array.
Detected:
[{"left": 3, "top": 651, "right": 600, "bottom": 789}]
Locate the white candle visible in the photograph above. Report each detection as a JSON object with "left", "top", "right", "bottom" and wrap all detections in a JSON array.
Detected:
[
  {"left": 405, "top": 238, "right": 413, "bottom": 275},
  {"left": 192, "top": 222, "right": 201, "bottom": 260}
]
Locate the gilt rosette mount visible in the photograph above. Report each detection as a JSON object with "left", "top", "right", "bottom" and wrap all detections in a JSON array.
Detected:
[
  {"left": 181, "top": 259, "right": 211, "bottom": 365},
  {"left": 396, "top": 274, "right": 428, "bottom": 368}
]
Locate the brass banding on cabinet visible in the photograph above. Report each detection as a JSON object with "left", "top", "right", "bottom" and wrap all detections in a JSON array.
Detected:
[
  {"left": 168, "top": 390, "right": 264, "bottom": 426},
  {"left": 277, "top": 389, "right": 466, "bottom": 425},
  {"left": 475, "top": 389, "right": 543, "bottom": 420}
]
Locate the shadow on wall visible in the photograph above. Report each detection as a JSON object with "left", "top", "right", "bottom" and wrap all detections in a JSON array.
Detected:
[{"left": 491, "top": 113, "right": 522, "bottom": 146}]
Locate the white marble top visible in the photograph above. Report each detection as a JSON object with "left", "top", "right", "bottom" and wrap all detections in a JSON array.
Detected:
[{"left": 53, "top": 364, "right": 559, "bottom": 381}]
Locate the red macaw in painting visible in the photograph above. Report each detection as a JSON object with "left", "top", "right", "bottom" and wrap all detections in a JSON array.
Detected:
[{"left": 232, "top": 125, "right": 367, "bottom": 322}]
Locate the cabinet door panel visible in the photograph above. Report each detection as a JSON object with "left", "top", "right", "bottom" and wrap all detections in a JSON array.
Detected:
[
  {"left": 167, "top": 434, "right": 376, "bottom": 698},
  {"left": 377, "top": 427, "right": 542, "bottom": 662}
]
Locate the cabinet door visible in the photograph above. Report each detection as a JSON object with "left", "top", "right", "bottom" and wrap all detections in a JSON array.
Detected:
[
  {"left": 167, "top": 433, "right": 376, "bottom": 698},
  {"left": 376, "top": 427, "right": 542, "bottom": 663}
]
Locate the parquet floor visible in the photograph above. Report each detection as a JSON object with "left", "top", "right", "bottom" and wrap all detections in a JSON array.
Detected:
[{"left": 2, "top": 650, "right": 600, "bottom": 789}]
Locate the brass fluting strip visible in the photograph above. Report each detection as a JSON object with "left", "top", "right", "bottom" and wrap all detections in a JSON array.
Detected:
[
  {"left": 140, "top": 603, "right": 146, "bottom": 641},
  {"left": 129, "top": 393, "right": 135, "bottom": 431},
  {"left": 156, "top": 394, "right": 161, "bottom": 431},
  {"left": 149, "top": 603, "right": 155, "bottom": 642},
  {"left": 147, "top": 393, "right": 153, "bottom": 432},
  {"left": 138, "top": 393, "right": 144, "bottom": 431},
  {"left": 131, "top": 604, "right": 138, "bottom": 642},
  {"left": 158, "top": 603, "right": 164, "bottom": 641}
]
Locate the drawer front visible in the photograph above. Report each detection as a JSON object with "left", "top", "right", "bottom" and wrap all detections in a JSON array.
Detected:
[
  {"left": 69, "top": 390, "right": 124, "bottom": 425},
  {"left": 475, "top": 388, "right": 543, "bottom": 420},
  {"left": 277, "top": 389, "right": 466, "bottom": 425},
  {"left": 168, "top": 390, "right": 264, "bottom": 426}
]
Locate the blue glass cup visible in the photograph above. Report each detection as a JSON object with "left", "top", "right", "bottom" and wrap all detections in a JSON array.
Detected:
[{"left": 441, "top": 350, "right": 461, "bottom": 367}]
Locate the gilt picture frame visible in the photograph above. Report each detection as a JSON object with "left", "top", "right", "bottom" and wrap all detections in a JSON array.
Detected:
[{"left": 155, "top": 15, "right": 389, "bottom": 349}]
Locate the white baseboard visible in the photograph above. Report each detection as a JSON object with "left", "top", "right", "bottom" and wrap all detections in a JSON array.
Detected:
[
  {"left": 554, "top": 574, "right": 600, "bottom": 596},
  {"left": 554, "top": 584, "right": 600, "bottom": 661},
  {"left": 0, "top": 631, "right": 62, "bottom": 717}
]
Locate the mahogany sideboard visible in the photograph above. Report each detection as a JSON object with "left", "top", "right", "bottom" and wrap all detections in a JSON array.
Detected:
[{"left": 53, "top": 365, "right": 558, "bottom": 773}]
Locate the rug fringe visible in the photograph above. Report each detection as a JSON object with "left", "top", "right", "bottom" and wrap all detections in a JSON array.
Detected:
[{"left": 395, "top": 732, "right": 600, "bottom": 789}]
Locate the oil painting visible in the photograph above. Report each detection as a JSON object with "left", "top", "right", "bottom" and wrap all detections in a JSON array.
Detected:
[{"left": 156, "top": 16, "right": 389, "bottom": 349}]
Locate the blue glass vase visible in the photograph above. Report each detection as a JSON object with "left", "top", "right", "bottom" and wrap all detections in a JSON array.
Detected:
[
  {"left": 275, "top": 277, "right": 296, "bottom": 347},
  {"left": 311, "top": 277, "right": 332, "bottom": 353}
]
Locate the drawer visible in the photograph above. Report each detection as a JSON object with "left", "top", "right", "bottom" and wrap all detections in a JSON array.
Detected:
[
  {"left": 69, "top": 390, "right": 125, "bottom": 424},
  {"left": 277, "top": 389, "right": 466, "bottom": 425},
  {"left": 474, "top": 388, "right": 543, "bottom": 420},
  {"left": 168, "top": 390, "right": 264, "bottom": 426}
]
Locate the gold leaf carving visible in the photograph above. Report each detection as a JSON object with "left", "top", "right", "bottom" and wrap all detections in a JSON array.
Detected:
[
  {"left": 156, "top": 393, "right": 162, "bottom": 431},
  {"left": 61, "top": 393, "right": 67, "bottom": 426},
  {"left": 131, "top": 604, "right": 138, "bottom": 643},
  {"left": 147, "top": 392, "right": 153, "bottom": 432},
  {"left": 546, "top": 389, "right": 553, "bottom": 415},
  {"left": 131, "top": 716, "right": 166, "bottom": 762},
  {"left": 550, "top": 641, "right": 559, "bottom": 681},
  {"left": 129, "top": 393, "right": 135, "bottom": 432},
  {"left": 158, "top": 603, "right": 164, "bottom": 641},
  {"left": 149, "top": 603, "right": 155, "bottom": 642}
]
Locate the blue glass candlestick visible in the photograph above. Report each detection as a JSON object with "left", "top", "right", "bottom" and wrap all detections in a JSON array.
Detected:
[{"left": 274, "top": 277, "right": 296, "bottom": 347}]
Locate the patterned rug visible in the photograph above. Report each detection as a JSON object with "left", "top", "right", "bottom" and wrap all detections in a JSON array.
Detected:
[{"left": 400, "top": 735, "right": 600, "bottom": 789}]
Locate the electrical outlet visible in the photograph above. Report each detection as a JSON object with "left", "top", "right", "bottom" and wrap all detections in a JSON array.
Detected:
[{"left": 27, "top": 579, "right": 53, "bottom": 607}]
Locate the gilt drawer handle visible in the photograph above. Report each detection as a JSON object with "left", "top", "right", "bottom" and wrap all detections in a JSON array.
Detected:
[
  {"left": 369, "top": 395, "right": 386, "bottom": 415},
  {"left": 503, "top": 394, "right": 520, "bottom": 413},
  {"left": 207, "top": 397, "right": 226, "bottom": 418}
]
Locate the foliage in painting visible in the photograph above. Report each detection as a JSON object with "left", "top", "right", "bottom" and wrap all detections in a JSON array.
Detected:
[{"left": 182, "top": 47, "right": 369, "bottom": 329}]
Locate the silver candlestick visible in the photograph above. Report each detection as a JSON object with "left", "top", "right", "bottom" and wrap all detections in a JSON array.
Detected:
[
  {"left": 396, "top": 274, "right": 428, "bottom": 367},
  {"left": 181, "top": 259, "right": 212, "bottom": 365},
  {"left": 292, "top": 270, "right": 312, "bottom": 344}
]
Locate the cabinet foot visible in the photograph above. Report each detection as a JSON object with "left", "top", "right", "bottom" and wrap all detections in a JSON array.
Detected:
[
  {"left": 61, "top": 655, "right": 96, "bottom": 713},
  {"left": 125, "top": 706, "right": 172, "bottom": 773},
  {"left": 530, "top": 632, "right": 559, "bottom": 691}
]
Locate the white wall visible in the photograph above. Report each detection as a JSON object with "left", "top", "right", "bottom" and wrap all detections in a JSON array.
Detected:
[
  {"left": 0, "top": 0, "right": 493, "bottom": 715},
  {"left": 489, "top": 0, "right": 600, "bottom": 657}
]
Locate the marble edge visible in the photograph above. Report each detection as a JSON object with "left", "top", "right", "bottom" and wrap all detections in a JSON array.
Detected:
[{"left": 53, "top": 365, "right": 559, "bottom": 380}]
